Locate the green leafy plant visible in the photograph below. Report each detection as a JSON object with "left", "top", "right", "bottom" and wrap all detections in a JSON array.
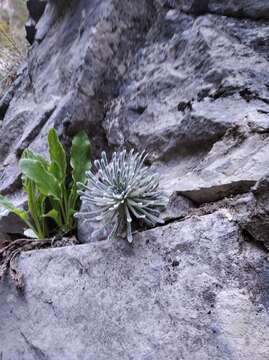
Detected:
[
  {"left": 76, "top": 150, "right": 167, "bottom": 243},
  {"left": 0, "top": 129, "right": 91, "bottom": 239}
]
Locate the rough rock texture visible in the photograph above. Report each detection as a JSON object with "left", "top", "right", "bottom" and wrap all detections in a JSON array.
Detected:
[
  {"left": 0, "top": 0, "right": 157, "bottom": 232},
  {"left": 1, "top": 0, "right": 269, "bottom": 230},
  {"left": 2, "top": 212, "right": 269, "bottom": 360},
  {"left": 232, "top": 175, "right": 269, "bottom": 250},
  {"left": 25, "top": 0, "right": 47, "bottom": 44},
  {"left": 166, "top": 0, "right": 269, "bottom": 19},
  {"left": 105, "top": 10, "right": 269, "bottom": 203},
  {"left": 1, "top": 0, "right": 269, "bottom": 358}
]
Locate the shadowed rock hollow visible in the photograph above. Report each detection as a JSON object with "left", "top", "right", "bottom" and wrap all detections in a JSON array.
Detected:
[{"left": 1, "top": 0, "right": 269, "bottom": 359}]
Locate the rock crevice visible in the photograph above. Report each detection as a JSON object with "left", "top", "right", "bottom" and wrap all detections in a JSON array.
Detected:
[{"left": 1, "top": 1, "right": 269, "bottom": 358}]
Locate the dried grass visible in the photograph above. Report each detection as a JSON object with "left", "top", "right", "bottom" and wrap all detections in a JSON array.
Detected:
[
  {"left": 0, "top": 24, "right": 24, "bottom": 97},
  {"left": 0, "top": 236, "right": 79, "bottom": 290}
]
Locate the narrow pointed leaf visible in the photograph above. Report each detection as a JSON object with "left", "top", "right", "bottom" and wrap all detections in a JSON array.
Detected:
[
  {"left": 48, "top": 128, "right": 67, "bottom": 181},
  {"left": 71, "top": 131, "right": 91, "bottom": 184},
  {"left": 48, "top": 161, "right": 62, "bottom": 182}
]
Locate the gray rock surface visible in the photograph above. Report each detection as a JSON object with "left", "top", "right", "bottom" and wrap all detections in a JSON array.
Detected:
[
  {"left": 233, "top": 176, "right": 269, "bottom": 250},
  {"left": 167, "top": 0, "right": 269, "bottom": 19},
  {"left": 25, "top": 0, "right": 47, "bottom": 44},
  {"left": 104, "top": 8, "right": 269, "bottom": 207},
  {"left": 2, "top": 212, "right": 269, "bottom": 360},
  {"left": 1, "top": 0, "right": 269, "bottom": 358},
  {"left": 1, "top": 1, "right": 269, "bottom": 231},
  {"left": 0, "top": 0, "right": 156, "bottom": 231}
]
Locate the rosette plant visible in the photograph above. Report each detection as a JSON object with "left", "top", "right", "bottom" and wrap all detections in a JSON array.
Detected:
[
  {"left": 76, "top": 150, "right": 167, "bottom": 243},
  {"left": 0, "top": 129, "right": 91, "bottom": 239}
]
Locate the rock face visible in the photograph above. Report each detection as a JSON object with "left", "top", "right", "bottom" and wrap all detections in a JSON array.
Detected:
[
  {"left": 2, "top": 212, "right": 269, "bottom": 360},
  {"left": 25, "top": 0, "right": 47, "bottom": 44},
  {"left": 0, "top": 0, "right": 157, "bottom": 232},
  {"left": 1, "top": 0, "right": 269, "bottom": 358},
  {"left": 167, "top": 0, "right": 269, "bottom": 19},
  {"left": 0, "top": 0, "right": 27, "bottom": 88}
]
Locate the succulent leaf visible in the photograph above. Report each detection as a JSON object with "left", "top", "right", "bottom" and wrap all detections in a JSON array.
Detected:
[{"left": 76, "top": 150, "right": 168, "bottom": 242}]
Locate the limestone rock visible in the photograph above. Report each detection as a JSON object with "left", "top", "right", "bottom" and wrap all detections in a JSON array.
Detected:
[
  {"left": 1, "top": 212, "right": 269, "bottom": 359},
  {"left": 235, "top": 176, "right": 269, "bottom": 249},
  {"left": 26, "top": 0, "right": 47, "bottom": 23},
  {"left": 0, "top": 0, "right": 157, "bottom": 233},
  {"left": 165, "top": 0, "right": 269, "bottom": 19},
  {"left": 208, "top": 0, "right": 269, "bottom": 19},
  {"left": 0, "top": 1, "right": 269, "bottom": 357},
  {"left": 25, "top": 0, "right": 47, "bottom": 44}
]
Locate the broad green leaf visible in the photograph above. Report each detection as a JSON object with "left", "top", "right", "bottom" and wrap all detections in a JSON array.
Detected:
[
  {"left": 43, "top": 209, "right": 62, "bottom": 227},
  {"left": 20, "top": 159, "right": 61, "bottom": 200},
  {"left": 48, "top": 128, "right": 67, "bottom": 181},
  {"left": 23, "top": 177, "right": 46, "bottom": 219},
  {"left": 23, "top": 176, "right": 38, "bottom": 221},
  {"left": 71, "top": 131, "right": 91, "bottom": 184},
  {"left": 10, "top": 129, "right": 92, "bottom": 239},
  {"left": 48, "top": 161, "right": 62, "bottom": 182},
  {"left": 68, "top": 183, "right": 78, "bottom": 210},
  {"left": 22, "top": 149, "right": 49, "bottom": 169},
  {"left": 0, "top": 195, "right": 29, "bottom": 222}
]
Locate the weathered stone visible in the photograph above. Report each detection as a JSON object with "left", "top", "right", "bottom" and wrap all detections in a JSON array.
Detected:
[
  {"left": 0, "top": 0, "right": 156, "bottom": 177},
  {"left": 104, "top": 11, "right": 269, "bottom": 208},
  {"left": 191, "top": 180, "right": 269, "bottom": 250},
  {"left": 2, "top": 0, "right": 269, "bottom": 235},
  {"left": 1, "top": 212, "right": 269, "bottom": 360},
  {"left": 208, "top": 0, "right": 269, "bottom": 20},
  {"left": 1, "top": 2, "right": 269, "bottom": 357},
  {"left": 105, "top": 11, "right": 269, "bottom": 161},
  {"left": 174, "top": 0, "right": 209, "bottom": 14},
  {"left": 0, "top": 0, "right": 157, "bottom": 233},
  {"left": 25, "top": 0, "right": 47, "bottom": 44},
  {"left": 25, "top": 18, "right": 37, "bottom": 45},
  {"left": 165, "top": 0, "right": 269, "bottom": 19},
  {"left": 234, "top": 176, "right": 269, "bottom": 249},
  {"left": 161, "top": 125, "right": 269, "bottom": 203},
  {"left": 26, "top": 0, "right": 46, "bottom": 23},
  {"left": 162, "top": 192, "right": 195, "bottom": 221}
]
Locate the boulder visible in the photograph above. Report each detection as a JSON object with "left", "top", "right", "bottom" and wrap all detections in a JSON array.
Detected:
[{"left": 1, "top": 212, "right": 269, "bottom": 359}]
